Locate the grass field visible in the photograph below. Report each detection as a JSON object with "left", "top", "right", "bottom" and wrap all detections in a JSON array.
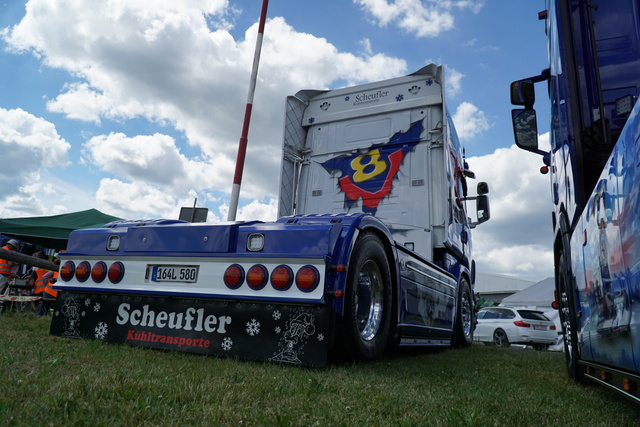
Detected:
[{"left": 1, "top": 311, "right": 639, "bottom": 426}]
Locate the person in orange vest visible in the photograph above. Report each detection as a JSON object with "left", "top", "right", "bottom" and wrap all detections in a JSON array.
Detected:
[
  {"left": 0, "top": 239, "right": 19, "bottom": 293},
  {"left": 38, "top": 258, "right": 59, "bottom": 316},
  {"left": 29, "top": 251, "right": 56, "bottom": 315},
  {"left": 31, "top": 252, "right": 49, "bottom": 294}
]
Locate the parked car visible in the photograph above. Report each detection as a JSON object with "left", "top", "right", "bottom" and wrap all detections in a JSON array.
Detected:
[{"left": 474, "top": 307, "right": 557, "bottom": 351}]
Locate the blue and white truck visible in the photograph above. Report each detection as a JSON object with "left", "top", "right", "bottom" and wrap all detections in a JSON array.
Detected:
[
  {"left": 51, "top": 64, "right": 490, "bottom": 367},
  {"left": 511, "top": 0, "right": 640, "bottom": 402}
]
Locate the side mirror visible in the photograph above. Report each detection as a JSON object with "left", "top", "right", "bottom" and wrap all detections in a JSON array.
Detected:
[
  {"left": 512, "top": 109, "right": 539, "bottom": 152},
  {"left": 467, "top": 193, "right": 490, "bottom": 228},
  {"left": 510, "top": 80, "right": 535, "bottom": 107},
  {"left": 476, "top": 195, "right": 490, "bottom": 225}
]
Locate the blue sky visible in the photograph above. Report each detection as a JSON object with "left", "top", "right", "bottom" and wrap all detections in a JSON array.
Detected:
[{"left": 0, "top": 0, "right": 554, "bottom": 280}]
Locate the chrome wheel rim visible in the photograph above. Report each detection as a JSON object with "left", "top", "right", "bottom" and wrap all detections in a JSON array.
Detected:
[{"left": 354, "top": 259, "right": 383, "bottom": 341}]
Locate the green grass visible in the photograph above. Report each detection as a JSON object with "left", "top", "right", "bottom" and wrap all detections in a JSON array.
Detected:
[{"left": 1, "top": 311, "right": 639, "bottom": 426}]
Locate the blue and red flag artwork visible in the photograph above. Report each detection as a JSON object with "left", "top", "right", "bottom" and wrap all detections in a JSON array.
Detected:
[{"left": 321, "top": 120, "right": 422, "bottom": 214}]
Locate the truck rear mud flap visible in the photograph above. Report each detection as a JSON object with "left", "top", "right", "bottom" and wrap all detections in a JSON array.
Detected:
[{"left": 50, "top": 292, "right": 332, "bottom": 367}]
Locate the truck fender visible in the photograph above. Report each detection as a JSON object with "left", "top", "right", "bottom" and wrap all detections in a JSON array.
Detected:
[{"left": 331, "top": 216, "right": 399, "bottom": 321}]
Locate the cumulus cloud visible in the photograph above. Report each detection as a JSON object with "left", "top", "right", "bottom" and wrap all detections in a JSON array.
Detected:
[
  {"left": 0, "top": 108, "right": 71, "bottom": 216},
  {"left": 218, "top": 198, "right": 278, "bottom": 223},
  {"left": 452, "top": 102, "right": 491, "bottom": 141},
  {"left": 82, "top": 132, "right": 227, "bottom": 190},
  {"left": 467, "top": 135, "right": 554, "bottom": 280},
  {"left": 1, "top": 0, "right": 408, "bottom": 214},
  {"left": 95, "top": 178, "right": 184, "bottom": 219},
  {"left": 355, "top": 0, "right": 485, "bottom": 38}
]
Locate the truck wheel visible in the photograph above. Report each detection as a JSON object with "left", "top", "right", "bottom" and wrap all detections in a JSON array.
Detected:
[
  {"left": 558, "top": 252, "right": 584, "bottom": 382},
  {"left": 451, "top": 277, "right": 473, "bottom": 347},
  {"left": 339, "top": 233, "right": 392, "bottom": 361},
  {"left": 493, "top": 329, "right": 509, "bottom": 347}
]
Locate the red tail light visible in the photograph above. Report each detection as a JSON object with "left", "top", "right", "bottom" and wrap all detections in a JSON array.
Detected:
[
  {"left": 271, "top": 265, "right": 293, "bottom": 290},
  {"left": 60, "top": 261, "right": 75, "bottom": 282},
  {"left": 296, "top": 265, "right": 319, "bottom": 292},
  {"left": 224, "top": 264, "right": 244, "bottom": 289},
  {"left": 91, "top": 261, "right": 107, "bottom": 282},
  {"left": 108, "top": 262, "right": 125, "bottom": 283},
  {"left": 514, "top": 320, "right": 531, "bottom": 328},
  {"left": 247, "top": 265, "right": 268, "bottom": 290},
  {"left": 550, "top": 324, "right": 556, "bottom": 331},
  {"left": 76, "top": 261, "right": 91, "bottom": 282}
]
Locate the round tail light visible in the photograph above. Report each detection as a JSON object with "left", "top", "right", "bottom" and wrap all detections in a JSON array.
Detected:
[
  {"left": 247, "top": 264, "right": 268, "bottom": 290},
  {"left": 91, "top": 261, "right": 107, "bottom": 282},
  {"left": 296, "top": 265, "right": 319, "bottom": 292},
  {"left": 60, "top": 261, "right": 75, "bottom": 282},
  {"left": 224, "top": 264, "right": 244, "bottom": 289},
  {"left": 76, "top": 261, "right": 91, "bottom": 282},
  {"left": 108, "top": 262, "right": 125, "bottom": 283},
  {"left": 271, "top": 265, "right": 293, "bottom": 290}
]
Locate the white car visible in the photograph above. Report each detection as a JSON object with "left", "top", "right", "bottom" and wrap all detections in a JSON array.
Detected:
[{"left": 474, "top": 307, "right": 558, "bottom": 351}]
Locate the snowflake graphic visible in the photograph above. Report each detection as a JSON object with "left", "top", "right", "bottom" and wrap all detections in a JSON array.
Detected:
[
  {"left": 246, "top": 318, "right": 261, "bottom": 336},
  {"left": 396, "top": 94, "right": 404, "bottom": 102},
  {"left": 272, "top": 310, "right": 281, "bottom": 320},
  {"left": 275, "top": 326, "right": 281, "bottom": 334},
  {"left": 84, "top": 298, "right": 91, "bottom": 306},
  {"left": 426, "top": 79, "right": 433, "bottom": 86},
  {"left": 93, "top": 303, "right": 101, "bottom": 312},
  {"left": 317, "top": 333, "right": 324, "bottom": 342},
  {"left": 221, "top": 337, "right": 233, "bottom": 351},
  {"left": 94, "top": 322, "right": 108, "bottom": 339}
]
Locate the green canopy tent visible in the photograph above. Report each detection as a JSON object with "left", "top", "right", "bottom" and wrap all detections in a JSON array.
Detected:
[{"left": 0, "top": 209, "right": 122, "bottom": 250}]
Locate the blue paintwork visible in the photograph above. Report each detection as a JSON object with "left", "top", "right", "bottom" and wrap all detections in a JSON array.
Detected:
[
  {"left": 545, "top": 0, "right": 640, "bottom": 377},
  {"left": 62, "top": 208, "right": 464, "bottom": 342}
]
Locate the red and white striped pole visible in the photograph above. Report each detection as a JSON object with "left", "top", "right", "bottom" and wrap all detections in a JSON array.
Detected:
[{"left": 227, "top": 0, "right": 269, "bottom": 221}]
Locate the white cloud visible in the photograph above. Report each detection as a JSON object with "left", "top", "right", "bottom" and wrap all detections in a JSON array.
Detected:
[
  {"left": 467, "top": 136, "right": 554, "bottom": 280},
  {"left": 82, "top": 132, "right": 228, "bottom": 190},
  {"left": 0, "top": 108, "right": 71, "bottom": 215},
  {"left": 1, "top": 1, "right": 409, "bottom": 218},
  {"left": 354, "top": 0, "right": 484, "bottom": 38},
  {"left": 452, "top": 102, "right": 491, "bottom": 141},
  {"left": 95, "top": 178, "right": 182, "bottom": 219},
  {"left": 218, "top": 198, "right": 278, "bottom": 223},
  {"left": 46, "top": 83, "right": 112, "bottom": 124},
  {"left": 445, "top": 67, "right": 465, "bottom": 98}
]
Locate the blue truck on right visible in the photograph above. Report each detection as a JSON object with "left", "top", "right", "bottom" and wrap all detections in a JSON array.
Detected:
[{"left": 511, "top": 0, "right": 640, "bottom": 403}]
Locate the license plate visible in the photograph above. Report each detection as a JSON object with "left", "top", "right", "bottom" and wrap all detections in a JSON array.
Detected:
[
  {"left": 533, "top": 325, "right": 547, "bottom": 331},
  {"left": 151, "top": 266, "right": 199, "bottom": 283}
]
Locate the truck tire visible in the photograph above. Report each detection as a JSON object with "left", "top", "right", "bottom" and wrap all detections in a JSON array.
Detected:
[
  {"left": 451, "top": 277, "right": 474, "bottom": 347},
  {"left": 339, "top": 233, "right": 392, "bottom": 361},
  {"left": 558, "top": 252, "right": 584, "bottom": 382}
]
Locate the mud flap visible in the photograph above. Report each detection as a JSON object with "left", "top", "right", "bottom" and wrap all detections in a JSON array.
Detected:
[{"left": 50, "top": 292, "right": 333, "bottom": 367}]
